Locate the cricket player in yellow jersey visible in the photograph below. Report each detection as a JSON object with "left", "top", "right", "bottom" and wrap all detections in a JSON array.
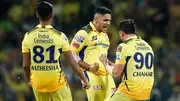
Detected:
[
  {"left": 100, "top": 19, "right": 154, "bottom": 101},
  {"left": 71, "top": 7, "right": 116, "bottom": 101},
  {"left": 22, "top": 1, "right": 90, "bottom": 101}
]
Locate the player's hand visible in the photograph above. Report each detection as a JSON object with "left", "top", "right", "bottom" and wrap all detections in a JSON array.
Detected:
[
  {"left": 89, "top": 63, "right": 99, "bottom": 72},
  {"left": 81, "top": 79, "right": 91, "bottom": 89},
  {"left": 99, "top": 54, "right": 108, "bottom": 67}
]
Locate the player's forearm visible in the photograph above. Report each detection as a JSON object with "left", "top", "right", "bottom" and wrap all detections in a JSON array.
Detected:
[
  {"left": 108, "top": 60, "right": 122, "bottom": 79},
  {"left": 78, "top": 60, "right": 91, "bottom": 71},
  {"left": 106, "top": 65, "right": 123, "bottom": 79},
  {"left": 71, "top": 51, "right": 91, "bottom": 71},
  {"left": 112, "top": 65, "right": 124, "bottom": 79},
  {"left": 23, "top": 66, "right": 31, "bottom": 82},
  {"left": 64, "top": 51, "right": 87, "bottom": 81},
  {"left": 112, "top": 68, "right": 122, "bottom": 79},
  {"left": 23, "top": 53, "right": 31, "bottom": 83},
  {"left": 70, "top": 60, "right": 87, "bottom": 81}
]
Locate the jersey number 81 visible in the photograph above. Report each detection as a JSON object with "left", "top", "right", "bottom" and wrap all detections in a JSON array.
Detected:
[{"left": 33, "top": 45, "right": 58, "bottom": 63}]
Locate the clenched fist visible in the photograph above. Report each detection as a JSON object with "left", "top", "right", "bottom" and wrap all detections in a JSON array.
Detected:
[
  {"left": 88, "top": 63, "right": 99, "bottom": 72},
  {"left": 81, "top": 79, "right": 91, "bottom": 89}
]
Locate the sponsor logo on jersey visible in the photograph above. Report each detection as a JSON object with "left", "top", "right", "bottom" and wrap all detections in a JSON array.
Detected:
[
  {"left": 34, "top": 34, "right": 54, "bottom": 43},
  {"left": 116, "top": 54, "right": 121, "bottom": 60},
  {"left": 92, "top": 35, "right": 97, "bottom": 41},
  {"left": 74, "top": 35, "right": 84, "bottom": 42},
  {"left": 73, "top": 42, "right": 80, "bottom": 49},
  {"left": 117, "top": 46, "right": 122, "bottom": 52}
]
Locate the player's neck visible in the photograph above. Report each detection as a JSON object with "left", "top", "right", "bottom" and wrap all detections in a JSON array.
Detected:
[
  {"left": 39, "top": 20, "right": 51, "bottom": 26},
  {"left": 92, "top": 21, "right": 101, "bottom": 32},
  {"left": 125, "top": 34, "right": 136, "bottom": 41}
]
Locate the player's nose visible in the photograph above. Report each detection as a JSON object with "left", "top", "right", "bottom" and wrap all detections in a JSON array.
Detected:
[{"left": 106, "top": 21, "right": 111, "bottom": 26}]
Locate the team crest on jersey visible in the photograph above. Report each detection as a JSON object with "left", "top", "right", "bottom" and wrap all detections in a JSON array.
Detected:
[
  {"left": 73, "top": 42, "right": 80, "bottom": 49},
  {"left": 74, "top": 35, "right": 84, "bottom": 43},
  {"left": 116, "top": 54, "right": 121, "bottom": 60},
  {"left": 117, "top": 46, "right": 122, "bottom": 52},
  {"left": 92, "top": 35, "right": 97, "bottom": 41}
]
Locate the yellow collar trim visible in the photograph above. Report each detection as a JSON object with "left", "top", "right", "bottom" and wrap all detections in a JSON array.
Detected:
[
  {"left": 89, "top": 22, "right": 96, "bottom": 31},
  {"left": 36, "top": 24, "right": 53, "bottom": 28},
  {"left": 127, "top": 35, "right": 137, "bottom": 40}
]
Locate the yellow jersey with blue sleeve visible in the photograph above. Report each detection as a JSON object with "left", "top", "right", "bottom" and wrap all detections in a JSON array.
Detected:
[
  {"left": 115, "top": 36, "right": 154, "bottom": 100},
  {"left": 22, "top": 24, "right": 70, "bottom": 92},
  {"left": 71, "top": 22, "right": 110, "bottom": 76}
]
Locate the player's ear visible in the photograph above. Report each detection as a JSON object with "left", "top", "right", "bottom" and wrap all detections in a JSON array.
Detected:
[
  {"left": 119, "top": 30, "right": 123, "bottom": 37},
  {"left": 121, "top": 31, "right": 126, "bottom": 37},
  {"left": 49, "top": 12, "right": 54, "bottom": 19},
  {"left": 94, "top": 13, "right": 100, "bottom": 24},
  {"left": 119, "top": 31, "right": 121, "bottom": 37},
  {"left": 36, "top": 12, "right": 39, "bottom": 18}
]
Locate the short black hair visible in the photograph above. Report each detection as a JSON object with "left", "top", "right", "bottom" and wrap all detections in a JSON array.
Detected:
[
  {"left": 119, "top": 19, "right": 136, "bottom": 34},
  {"left": 36, "top": 1, "right": 53, "bottom": 21},
  {"left": 94, "top": 6, "right": 112, "bottom": 15}
]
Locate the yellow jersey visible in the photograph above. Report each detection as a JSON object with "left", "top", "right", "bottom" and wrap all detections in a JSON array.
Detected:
[
  {"left": 71, "top": 22, "right": 110, "bottom": 76},
  {"left": 22, "top": 24, "right": 70, "bottom": 92},
  {"left": 115, "top": 36, "right": 154, "bottom": 100}
]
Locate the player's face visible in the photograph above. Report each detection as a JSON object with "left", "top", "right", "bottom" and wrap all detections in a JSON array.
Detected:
[{"left": 98, "top": 14, "right": 111, "bottom": 33}]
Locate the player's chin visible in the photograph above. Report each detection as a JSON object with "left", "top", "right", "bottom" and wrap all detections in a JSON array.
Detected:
[{"left": 102, "top": 28, "right": 108, "bottom": 33}]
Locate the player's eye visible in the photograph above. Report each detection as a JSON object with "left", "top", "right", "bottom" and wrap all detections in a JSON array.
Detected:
[{"left": 104, "top": 19, "right": 110, "bottom": 21}]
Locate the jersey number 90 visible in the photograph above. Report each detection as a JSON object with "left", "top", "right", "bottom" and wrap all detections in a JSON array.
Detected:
[
  {"left": 33, "top": 45, "right": 58, "bottom": 63},
  {"left": 134, "top": 52, "right": 154, "bottom": 69}
]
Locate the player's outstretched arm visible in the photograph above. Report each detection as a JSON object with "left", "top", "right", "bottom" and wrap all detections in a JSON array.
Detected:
[
  {"left": 23, "top": 52, "right": 31, "bottom": 87},
  {"left": 63, "top": 51, "right": 90, "bottom": 89}
]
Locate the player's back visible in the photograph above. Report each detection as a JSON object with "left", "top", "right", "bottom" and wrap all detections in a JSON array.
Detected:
[
  {"left": 22, "top": 25, "right": 69, "bottom": 92},
  {"left": 118, "top": 36, "right": 154, "bottom": 100}
]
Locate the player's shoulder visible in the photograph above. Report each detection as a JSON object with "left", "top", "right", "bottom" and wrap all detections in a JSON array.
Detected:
[
  {"left": 75, "top": 25, "right": 90, "bottom": 38},
  {"left": 50, "top": 28, "right": 62, "bottom": 36},
  {"left": 22, "top": 32, "right": 28, "bottom": 42},
  {"left": 50, "top": 28, "right": 68, "bottom": 39},
  {"left": 27, "top": 27, "right": 39, "bottom": 35},
  {"left": 119, "top": 43, "right": 126, "bottom": 47},
  {"left": 141, "top": 39, "right": 152, "bottom": 48},
  {"left": 102, "top": 32, "right": 109, "bottom": 38},
  {"left": 139, "top": 39, "right": 154, "bottom": 52},
  {"left": 73, "top": 24, "right": 93, "bottom": 42},
  {"left": 117, "top": 43, "right": 126, "bottom": 52},
  {"left": 80, "top": 24, "right": 92, "bottom": 34},
  {"left": 60, "top": 32, "right": 68, "bottom": 41}
]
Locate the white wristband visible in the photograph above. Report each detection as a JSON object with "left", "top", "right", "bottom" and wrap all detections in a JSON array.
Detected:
[
  {"left": 71, "top": 51, "right": 81, "bottom": 62},
  {"left": 106, "top": 65, "right": 114, "bottom": 75}
]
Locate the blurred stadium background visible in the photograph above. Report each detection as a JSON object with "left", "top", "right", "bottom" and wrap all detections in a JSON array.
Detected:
[{"left": 0, "top": 0, "right": 180, "bottom": 101}]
